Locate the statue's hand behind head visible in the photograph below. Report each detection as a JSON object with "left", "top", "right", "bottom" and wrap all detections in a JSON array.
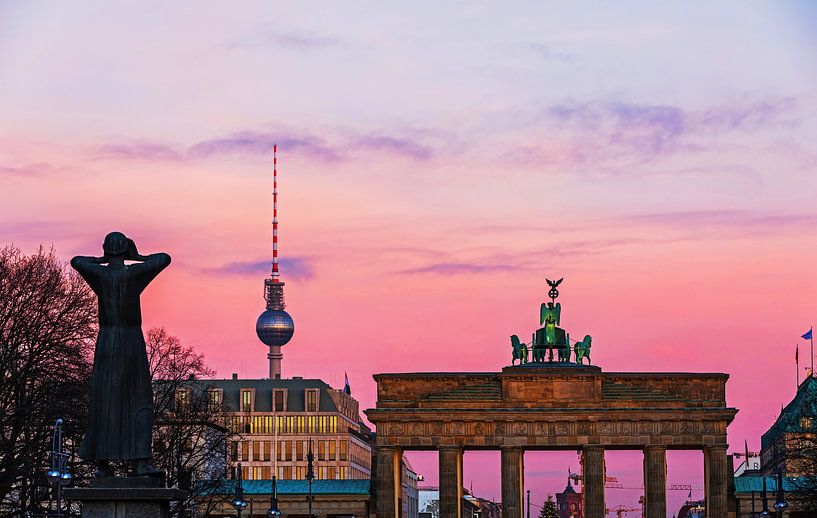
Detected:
[{"left": 126, "top": 238, "right": 140, "bottom": 261}]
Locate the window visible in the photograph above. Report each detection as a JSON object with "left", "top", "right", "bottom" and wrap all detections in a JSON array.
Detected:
[
  {"left": 296, "top": 466, "right": 305, "bottom": 479},
  {"left": 306, "top": 389, "right": 318, "bottom": 412},
  {"left": 318, "top": 440, "right": 326, "bottom": 461},
  {"left": 176, "top": 389, "right": 189, "bottom": 410},
  {"left": 285, "top": 440, "right": 293, "bottom": 461},
  {"left": 339, "top": 440, "right": 347, "bottom": 461},
  {"left": 241, "top": 390, "right": 253, "bottom": 412},
  {"left": 802, "top": 416, "right": 813, "bottom": 429},
  {"left": 252, "top": 441, "right": 260, "bottom": 461},
  {"left": 241, "top": 441, "right": 249, "bottom": 462},
  {"left": 208, "top": 389, "right": 221, "bottom": 411},
  {"left": 263, "top": 440, "right": 271, "bottom": 462},
  {"left": 296, "top": 440, "right": 304, "bottom": 461},
  {"left": 329, "top": 440, "right": 336, "bottom": 461},
  {"left": 339, "top": 466, "right": 346, "bottom": 479},
  {"left": 274, "top": 390, "right": 286, "bottom": 411}
]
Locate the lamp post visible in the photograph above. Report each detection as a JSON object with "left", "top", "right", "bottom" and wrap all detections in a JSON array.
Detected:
[
  {"left": 773, "top": 467, "right": 788, "bottom": 517},
  {"left": 526, "top": 489, "right": 530, "bottom": 518},
  {"left": 46, "top": 419, "right": 72, "bottom": 518},
  {"left": 267, "top": 474, "right": 281, "bottom": 517},
  {"left": 232, "top": 463, "right": 248, "bottom": 517},
  {"left": 307, "top": 439, "right": 315, "bottom": 518}
]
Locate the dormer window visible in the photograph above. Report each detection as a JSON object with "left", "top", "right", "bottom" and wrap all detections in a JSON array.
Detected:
[
  {"left": 274, "top": 389, "right": 287, "bottom": 412},
  {"left": 306, "top": 389, "right": 318, "bottom": 412},
  {"left": 208, "top": 389, "right": 222, "bottom": 411},
  {"left": 802, "top": 416, "right": 813, "bottom": 429},
  {"left": 176, "top": 389, "right": 189, "bottom": 411},
  {"left": 241, "top": 389, "right": 253, "bottom": 412}
]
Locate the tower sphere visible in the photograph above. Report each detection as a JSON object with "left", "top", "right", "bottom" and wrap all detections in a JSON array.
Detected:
[{"left": 256, "top": 308, "right": 294, "bottom": 347}]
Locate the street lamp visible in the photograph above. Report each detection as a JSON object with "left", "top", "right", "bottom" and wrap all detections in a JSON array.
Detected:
[
  {"left": 773, "top": 467, "right": 788, "bottom": 516},
  {"left": 232, "top": 463, "right": 248, "bottom": 517},
  {"left": 266, "top": 475, "right": 281, "bottom": 517},
  {"left": 307, "top": 439, "right": 315, "bottom": 518},
  {"left": 46, "top": 419, "right": 72, "bottom": 518}
]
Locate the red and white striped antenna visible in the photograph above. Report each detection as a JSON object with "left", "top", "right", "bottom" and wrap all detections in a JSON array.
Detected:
[{"left": 272, "top": 144, "right": 279, "bottom": 280}]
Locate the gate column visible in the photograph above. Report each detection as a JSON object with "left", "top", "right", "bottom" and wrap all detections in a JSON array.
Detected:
[
  {"left": 704, "top": 445, "right": 728, "bottom": 518},
  {"left": 501, "top": 446, "right": 524, "bottom": 518},
  {"left": 375, "top": 445, "right": 403, "bottom": 518},
  {"left": 582, "top": 446, "right": 605, "bottom": 518},
  {"left": 643, "top": 446, "right": 667, "bottom": 518},
  {"left": 439, "top": 446, "right": 463, "bottom": 518}
]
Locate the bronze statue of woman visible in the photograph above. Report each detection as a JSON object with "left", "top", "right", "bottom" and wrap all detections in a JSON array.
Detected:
[{"left": 71, "top": 232, "right": 171, "bottom": 477}]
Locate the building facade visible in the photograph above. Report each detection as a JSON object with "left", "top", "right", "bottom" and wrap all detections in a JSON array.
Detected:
[{"left": 203, "top": 376, "right": 372, "bottom": 482}]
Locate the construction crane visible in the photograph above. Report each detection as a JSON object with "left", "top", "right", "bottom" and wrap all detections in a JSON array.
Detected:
[{"left": 606, "top": 505, "right": 640, "bottom": 518}]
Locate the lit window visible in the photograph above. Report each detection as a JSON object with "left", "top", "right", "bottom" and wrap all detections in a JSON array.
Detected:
[
  {"left": 241, "top": 390, "right": 253, "bottom": 412},
  {"left": 306, "top": 390, "right": 318, "bottom": 412},
  {"left": 802, "top": 416, "right": 813, "bottom": 429},
  {"left": 208, "top": 389, "right": 221, "bottom": 411}
]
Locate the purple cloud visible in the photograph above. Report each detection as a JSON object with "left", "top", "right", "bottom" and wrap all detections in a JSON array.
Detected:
[
  {"left": 206, "top": 256, "right": 315, "bottom": 281},
  {"left": 225, "top": 29, "right": 340, "bottom": 51},
  {"left": 0, "top": 163, "right": 57, "bottom": 177},
  {"left": 398, "top": 262, "right": 521, "bottom": 276},
  {"left": 187, "top": 129, "right": 436, "bottom": 162},
  {"left": 96, "top": 141, "right": 182, "bottom": 161},
  {"left": 188, "top": 132, "right": 340, "bottom": 162},
  {"left": 353, "top": 134, "right": 433, "bottom": 160}
]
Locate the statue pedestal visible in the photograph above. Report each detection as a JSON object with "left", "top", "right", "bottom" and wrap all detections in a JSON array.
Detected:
[{"left": 64, "top": 477, "right": 187, "bottom": 518}]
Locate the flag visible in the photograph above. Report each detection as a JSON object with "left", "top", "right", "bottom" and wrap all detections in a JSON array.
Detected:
[
  {"left": 343, "top": 371, "right": 351, "bottom": 395},
  {"left": 803, "top": 328, "right": 813, "bottom": 340}
]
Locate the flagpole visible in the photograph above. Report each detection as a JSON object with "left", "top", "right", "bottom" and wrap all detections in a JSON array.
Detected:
[
  {"left": 797, "top": 344, "right": 800, "bottom": 388},
  {"left": 811, "top": 325, "right": 814, "bottom": 376}
]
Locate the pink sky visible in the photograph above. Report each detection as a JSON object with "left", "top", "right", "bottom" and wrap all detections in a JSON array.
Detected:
[{"left": 2, "top": 2, "right": 817, "bottom": 513}]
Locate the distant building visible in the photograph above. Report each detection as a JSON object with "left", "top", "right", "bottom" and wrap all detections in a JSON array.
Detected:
[
  {"left": 402, "top": 457, "right": 419, "bottom": 518},
  {"left": 556, "top": 476, "right": 582, "bottom": 518},
  {"left": 733, "top": 375, "right": 817, "bottom": 517},
  {"left": 417, "top": 486, "right": 499, "bottom": 518},
  {"left": 203, "top": 375, "right": 372, "bottom": 481},
  {"left": 674, "top": 499, "right": 705, "bottom": 518}
]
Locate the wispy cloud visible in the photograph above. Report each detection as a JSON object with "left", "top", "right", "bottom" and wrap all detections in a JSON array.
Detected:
[
  {"left": 95, "top": 141, "right": 182, "bottom": 161},
  {"left": 352, "top": 134, "right": 433, "bottom": 160},
  {"left": 94, "top": 128, "right": 438, "bottom": 163},
  {"left": 224, "top": 28, "right": 341, "bottom": 51},
  {"left": 188, "top": 132, "right": 340, "bottom": 162},
  {"left": 0, "top": 163, "right": 59, "bottom": 177},
  {"left": 204, "top": 256, "right": 315, "bottom": 281},
  {"left": 398, "top": 262, "right": 521, "bottom": 276},
  {"left": 503, "top": 97, "right": 797, "bottom": 173},
  {"left": 625, "top": 209, "right": 817, "bottom": 230}
]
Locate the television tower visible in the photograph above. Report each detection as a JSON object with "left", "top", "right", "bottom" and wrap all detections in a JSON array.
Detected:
[{"left": 255, "top": 145, "right": 295, "bottom": 379}]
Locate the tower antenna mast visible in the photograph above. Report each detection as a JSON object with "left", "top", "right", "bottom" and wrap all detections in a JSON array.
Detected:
[
  {"left": 272, "top": 145, "right": 279, "bottom": 280},
  {"left": 256, "top": 144, "right": 295, "bottom": 379}
]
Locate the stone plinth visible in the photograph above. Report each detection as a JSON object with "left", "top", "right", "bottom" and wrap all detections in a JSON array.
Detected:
[{"left": 64, "top": 478, "right": 187, "bottom": 518}]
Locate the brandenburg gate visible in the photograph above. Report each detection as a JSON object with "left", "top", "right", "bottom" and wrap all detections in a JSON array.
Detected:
[{"left": 364, "top": 279, "right": 737, "bottom": 518}]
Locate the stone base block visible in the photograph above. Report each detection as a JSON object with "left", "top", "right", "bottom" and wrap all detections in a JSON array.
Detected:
[{"left": 64, "top": 486, "right": 187, "bottom": 518}]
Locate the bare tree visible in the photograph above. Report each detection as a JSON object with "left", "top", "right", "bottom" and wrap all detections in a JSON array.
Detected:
[
  {"left": 146, "top": 327, "right": 234, "bottom": 517},
  {"left": 0, "top": 246, "right": 96, "bottom": 516}
]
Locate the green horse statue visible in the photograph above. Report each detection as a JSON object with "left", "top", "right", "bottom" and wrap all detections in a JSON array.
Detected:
[
  {"left": 510, "top": 335, "right": 528, "bottom": 365},
  {"left": 574, "top": 335, "right": 592, "bottom": 365}
]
